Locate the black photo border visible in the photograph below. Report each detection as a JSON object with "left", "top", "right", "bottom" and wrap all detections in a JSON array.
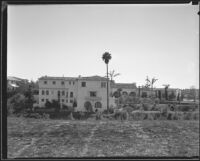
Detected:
[{"left": 1, "top": 0, "right": 199, "bottom": 161}]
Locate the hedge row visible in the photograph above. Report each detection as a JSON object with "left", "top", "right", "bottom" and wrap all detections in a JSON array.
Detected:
[{"left": 129, "top": 111, "right": 199, "bottom": 120}]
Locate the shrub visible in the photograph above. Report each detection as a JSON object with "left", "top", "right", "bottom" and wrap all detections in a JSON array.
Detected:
[
  {"left": 7, "top": 90, "right": 17, "bottom": 99},
  {"left": 177, "top": 105, "right": 196, "bottom": 112},
  {"left": 8, "top": 93, "right": 27, "bottom": 114},
  {"left": 154, "top": 98, "right": 160, "bottom": 104},
  {"left": 167, "top": 113, "right": 173, "bottom": 120},
  {"left": 193, "top": 112, "right": 199, "bottom": 120},
  {"left": 23, "top": 112, "right": 42, "bottom": 119}
]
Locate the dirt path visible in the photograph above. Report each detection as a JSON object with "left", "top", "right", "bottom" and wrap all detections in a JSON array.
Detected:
[
  {"left": 79, "top": 121, "right": 105, "bottom": 157},
  {"left": 12, "top": 137, "right": 38, "bottom": 158}
]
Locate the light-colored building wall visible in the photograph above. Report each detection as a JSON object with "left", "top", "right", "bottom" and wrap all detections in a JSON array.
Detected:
[
  {"left": 38, "top": 77, "right": 77, "bottom": 107},
  {"left": 76, "top": 79, "right": 108, "bottom": 112},
  {"left": 38, "top": 75, "right": 112, "bottom": 112}
]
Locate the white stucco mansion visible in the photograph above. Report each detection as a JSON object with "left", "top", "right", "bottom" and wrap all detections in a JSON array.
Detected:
[
  {"left": 38, "top": 75, "right": 182, "bottom": 112},
  {"left": 38, "top": 75, "right": 117, "bottom": 111},
  {"left": 38, "top": 75, "right": 139, "bottom": 111}
]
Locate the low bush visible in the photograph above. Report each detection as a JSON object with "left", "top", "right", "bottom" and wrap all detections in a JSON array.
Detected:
[
  {"left": 176, "top": 105, "right": 196, "bottom": 112},
  {"left": 193, "top": 112, "right": 199, "bottom": 120},
  {"left": 23, "top": 112, "right": 42, "bottom": 119}
]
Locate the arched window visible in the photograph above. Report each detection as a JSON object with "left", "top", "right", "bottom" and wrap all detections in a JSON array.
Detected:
[
  {"left": 122, "top": 91, "right": 128, "bottom": 95},
  {"left": 84, "top": 101, "right": 93, "bottom": 112},
  {"left": 113, "top": 91, "right": 120, "bottom": 98},
  {"left": 129, "top": 92, "right": 136, "bottom": 97},
  {"left": 95, "top": 102, "right": 102, "bottom": 108}
]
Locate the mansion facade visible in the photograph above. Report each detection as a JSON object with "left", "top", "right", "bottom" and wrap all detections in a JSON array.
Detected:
[
  {"left": 38, "top": 75, "right": 182, "bottom": 111},
  {"left": 38, "top": 75, "right": 114, "bottom": 111}
]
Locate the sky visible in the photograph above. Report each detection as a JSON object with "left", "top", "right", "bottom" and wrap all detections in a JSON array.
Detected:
[{"left": 8, "top": 4, "right": 199, "bottom": 89}]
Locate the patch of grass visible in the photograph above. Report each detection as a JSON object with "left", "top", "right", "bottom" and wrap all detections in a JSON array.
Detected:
[{"left": 7, "top": 117, "right": 199, "bottom": 158}]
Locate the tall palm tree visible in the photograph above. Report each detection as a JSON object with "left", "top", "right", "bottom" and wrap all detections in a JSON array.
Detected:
[{"left": 102, "top": 52, "right": 112, "bottom": 112}]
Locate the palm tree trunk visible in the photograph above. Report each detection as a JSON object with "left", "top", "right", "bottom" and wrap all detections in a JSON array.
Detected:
[{"left": 107, "top": 63, "right": 109, "bottom": 113}]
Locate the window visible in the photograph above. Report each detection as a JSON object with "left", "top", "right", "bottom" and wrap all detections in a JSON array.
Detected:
[
  {"left": 95, "top": 102, "right": 102, "bottom": 108},
  {"left": 53, "top": 81, "right": 56, "bottom": 85},
  {"left": 70, "top": 100, "right": 73, "bottom": 103},
  {"left": 90, "top": 91, "right": 97, "bottom": 97},
  {"left": 69, "top": 81, "right": 71, "bottom": 85},
  {"left": 41, "top": 99, "right": 44, "bottom": 102},
  {"left": 101, "top": 82, "right": 106, "bottom": 88},
  {"left": 61, "top": 81, "right": 64, "bottom": 85},
  {"left": 66, "top": 92, "right": 68, "bottom": 97},
  {"left": 82, "top": 82, "right": 86, "bottom": 87},
  {"left": 42, "top": 90, "right": 45, "bottom": 95},
  {"left": 70, "top": 92, "right": 73, "bottom": 98},
  {"left": 62, "top": 99, "right": 64, "bottom": 102},
  {"left": 46, "top": 90, "right": 49, "bottom": 95},
  {"left": 44, "top": 81, "right": 47, "bottom": 84},
  {"left": 62, "top": 91, "right": 65, "bottom": 96},
  {"left": 58, "top": 91, "right": 60, "bottom": 96},
  {"left": 73, "top": 81, "right": 75, "bottom": 85},
  {"left": 66, "top": 99, "right": 68, "bottom": 103}
]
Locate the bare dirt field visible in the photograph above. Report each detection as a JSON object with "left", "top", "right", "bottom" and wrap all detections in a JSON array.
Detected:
[{"left": 7, "top": 116, "right": 199, "bottom": 158}]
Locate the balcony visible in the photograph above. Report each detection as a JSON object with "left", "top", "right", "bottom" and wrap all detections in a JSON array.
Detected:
[{"left": 85, "top": 96, "right": 102, "bottom": 101}]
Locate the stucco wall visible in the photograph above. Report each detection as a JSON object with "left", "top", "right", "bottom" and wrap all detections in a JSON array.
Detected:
[
  {"left": 76, "top": 79, "right": 109, "bottom": 112},
  {"left": 38, "top": 79, "right": 77, "bottom": 107}
]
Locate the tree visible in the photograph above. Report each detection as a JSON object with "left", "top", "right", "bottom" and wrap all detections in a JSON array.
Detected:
[
  {"left": 190, "top": 86, "right": 197, "bottom": 102},
  {"left": 168, "top": 91, "right": 176, "bottom": 100},
  {"left": 145, "top": 76, "right": 158, "bottom": 97},
  {"left": 8, "top": 93, "right": 26, "bottom": 114},
  {"left": 102, "top": 52, "right": 112, "bottom": 112},
  {"left": 162, "top": 84, "right": 170, "bottom": 100},
  {"left": 108, "top": 70, "right": 120, "bottom": 83},
  {"left": 24, "top": 84, "right": 35, "bottom": 111}
]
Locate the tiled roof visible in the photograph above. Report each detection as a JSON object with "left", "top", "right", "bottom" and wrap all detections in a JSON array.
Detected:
[
  {"left": 7, "top": 82, "right": 19, "bottom": 88},
  {"left": 7, "top": 76, "right": 28, "bottom": 82},
  {"left": 39, "top": 75, "right": 108, "bottom": 81},
  {"left": 111, "top": 83, "right": 137, "bottom": 89},
  {"left": 39, "top": 76, "right": 77, "bottom": 80},
  {"left": 79, "top": 75, "right": 108, "bottom": 81}
]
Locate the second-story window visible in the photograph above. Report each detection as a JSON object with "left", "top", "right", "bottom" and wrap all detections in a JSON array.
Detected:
[
  {"left": 66, "top": 92, "right": 68, "bottom": 97},
  {"left": 101, "top": 82, "right": 106, "bottom": 88},
  {"left": 62, "top": 91, "right": 65, "bottom": 96},
  {"left": 52, "top": 81, "right": 56, "bottom": 85},
  {"left": 61, "top": 81, "right": 65, "bottom": 85},
  {"left": 69, "top": 81, "right": 71, "bottom": 85},
  {"left": 70, "top": 92, "right": 73, "bottom": 98},
  {"left": 90, "top": 91, "right": 97, "bottom": 97},
  {"left": 73, "top": 81, "right": 75, "bottom": 85},
  {"left": 82, "top": 82, "right": 86, "bottom": 87},
  {"left": 58, "top": 91, "right": 60, "bottom": 96},
  {"left": 46, "top": 90, "right": 49, "bottom": 95},
  {"left": 44, "top": 81, "right": 47, "bottom": 84}
]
